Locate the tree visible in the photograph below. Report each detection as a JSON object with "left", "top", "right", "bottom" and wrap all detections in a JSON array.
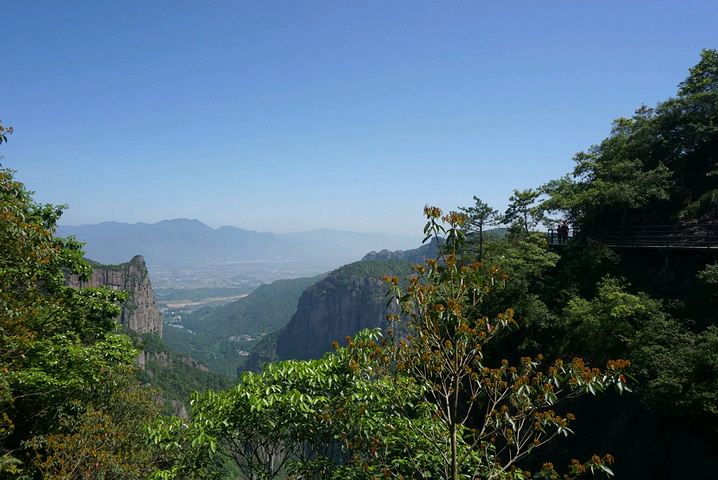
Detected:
[
  {"left": 541, "top": 51, "right": 718, "bottom": 228},
  {"left": 558, "top": 277, "right": 667, "bottom": 365},
  {"left": 678, "top": 48, "right": 718, "bottom": 97},
  {"left": 504, "top": 189, "right": 544, "bottom": 235},
  {"left": 364, "top": 206, "right": 630, "bottom": 480},
  {"left": 149, "top": 345, "right": 388, "bottom": 480},
  {"left": 152, "top": 327, "right": 452, "bottom": 480},
  {"left": 476, "top": 231, "right": 560, "bottom": 342},
  {"left": 0, "top": 132, "right": 164, "bottom": 476},
  {"left": 459, "top": 196, "right": 499, "bottom": 260},
  {"left": 26, "top": 365, "right": 165, "bottom": 480}
]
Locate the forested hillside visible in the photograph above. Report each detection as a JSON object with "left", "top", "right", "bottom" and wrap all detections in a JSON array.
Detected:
[
  {"left": 133, "top": 332, "right": 233, "bottom": 415},
  {"left": 450, "top": 49, "right": 718, "bottom": 477},
  {"left": 164, "top": 274, "right": 326, "bottom": 378},
  {"left": 239, "top": 254, "right": 435, "bottom": 371}
]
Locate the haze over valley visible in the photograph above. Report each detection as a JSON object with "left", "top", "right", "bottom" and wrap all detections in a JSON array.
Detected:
[{"left": 57, "top": 218, "right": 421, "bottom": 301}]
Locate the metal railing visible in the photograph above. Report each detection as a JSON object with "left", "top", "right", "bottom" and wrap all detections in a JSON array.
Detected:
[
  {"left": 546, "top": 227, "right": 574, "bottom": 246},
  {"left": 547, "top": 224, "right": 718, "bottom": 249}
]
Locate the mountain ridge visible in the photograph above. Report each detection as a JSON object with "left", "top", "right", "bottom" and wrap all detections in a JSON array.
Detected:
[{"left": 57, "top": 218, "right": 420, "bottom": 269}]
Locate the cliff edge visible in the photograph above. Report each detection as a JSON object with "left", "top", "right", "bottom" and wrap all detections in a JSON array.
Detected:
[
  {"left": 276, "top": 259, "right": 413, "bottom": 361},
  {"left": 66, "top": 255, "right": 163, "bottom": 337}
]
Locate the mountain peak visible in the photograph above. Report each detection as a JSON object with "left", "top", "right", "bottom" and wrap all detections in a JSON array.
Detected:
[{"left": 156, "top": 218, "right": 212, "bottom": 229}]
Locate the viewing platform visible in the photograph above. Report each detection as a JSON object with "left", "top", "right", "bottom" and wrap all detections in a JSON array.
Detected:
[{"left": 546, "top": 224, "right": 718, "bottom": 250}]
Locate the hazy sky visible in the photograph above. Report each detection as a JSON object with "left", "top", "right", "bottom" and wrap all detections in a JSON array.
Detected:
[{"left": 2, "top": 1, "right": 716, "bottom": 237}]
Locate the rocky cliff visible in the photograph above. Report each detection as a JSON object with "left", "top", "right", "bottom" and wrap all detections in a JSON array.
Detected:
[
  {"left": 66, "top": 255, "right": 163, "bottom": 337},
  {"left": 275, "top": 259, "right": 413, "bottom": 361}
]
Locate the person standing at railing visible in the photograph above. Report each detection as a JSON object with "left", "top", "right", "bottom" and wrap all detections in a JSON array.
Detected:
[{"left": 558, "top": 221, "right": 569, "bottom": 243}]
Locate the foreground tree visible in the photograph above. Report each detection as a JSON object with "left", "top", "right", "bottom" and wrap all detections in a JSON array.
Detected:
[
  {"left": 151, "top": 349, "right": 351, "bottom": 479},
  {"left": 364, "top": 206, "right": 631, "bottom": 480},
  {"left": 26, "top": 365, "right": 165, "bottom": 480},
  {"left": 158, "top": 207, "right": 632, "bottom": 480},
  {"left": 0, "top": 130, "right": 164, "bottom": 477},
  {"left": 150, "top": 335, "right": 427, "bottom": 480}
]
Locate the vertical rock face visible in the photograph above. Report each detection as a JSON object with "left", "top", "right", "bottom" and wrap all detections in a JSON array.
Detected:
[
  {"left": 66, "top": 255, "right": 163, "bottom": 337},
  {"left": 276, "top": 259, "right": 413, "bottom": 361}
]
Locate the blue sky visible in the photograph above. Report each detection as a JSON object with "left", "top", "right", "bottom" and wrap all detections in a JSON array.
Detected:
[{"left": 1, "top": 1, "right": 716, "bottom": 237}]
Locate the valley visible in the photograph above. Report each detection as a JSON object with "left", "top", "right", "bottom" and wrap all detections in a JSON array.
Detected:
[
  {"left": 147, "top": 257, "right": 346, "bottom": 291},
  {"left": 159, "top": 293, "right": 249, "bottom": 312}
]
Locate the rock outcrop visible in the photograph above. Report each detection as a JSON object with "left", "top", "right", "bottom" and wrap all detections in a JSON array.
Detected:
[
  {"left": 66, "top": 255, "right": 162, "bottom": 337},
  {"left": 276, "top": 259, "right": 413, "bottom": 360},
  {"left": 362, "top": 237, "right": 440, "bottom": 264}
]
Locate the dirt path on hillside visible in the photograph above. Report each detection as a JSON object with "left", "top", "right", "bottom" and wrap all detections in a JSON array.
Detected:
[{"left": 162, "top": 294, "right": 249, "bottom": 309}]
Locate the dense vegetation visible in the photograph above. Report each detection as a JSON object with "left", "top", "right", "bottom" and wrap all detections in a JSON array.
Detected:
[
  {"left": 2, "top": 49, "right": 718, "bottom": 478},
  {"left": 451, "top": 49, "right": 718, "bottom": 477},
  {"left": 122, "top": 330, "right": 234, "bottom": 414},
  {"left": 0, "top": 133, "right": 167, "bottom": 477}
]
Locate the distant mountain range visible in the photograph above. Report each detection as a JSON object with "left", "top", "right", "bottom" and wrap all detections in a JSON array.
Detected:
[{"left": 57, "top": 218, "right": 421, "bottom": 268}]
